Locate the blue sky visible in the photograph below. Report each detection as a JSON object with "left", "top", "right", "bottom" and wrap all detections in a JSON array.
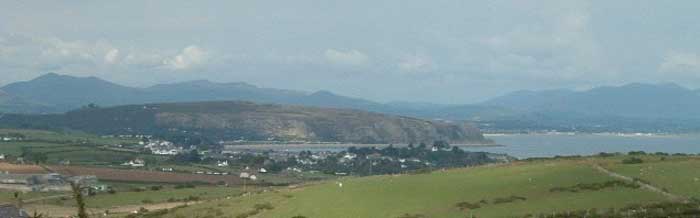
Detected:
[{"left": 1, "top": 0, "right": 700, "bottom": 103}]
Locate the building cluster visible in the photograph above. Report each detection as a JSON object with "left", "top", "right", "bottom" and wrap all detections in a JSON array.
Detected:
[
  {"left": 122, "top": 158, "right": 146, "bottom": 167},
  {"left": 144, "top": 140, "right": 184, "bottom": 155},
  {"left": 1, "top": 136, "right": 23, "bottom": 142},
  {"left": 0, "top": 172, "right": 99, "bottom": 192}
]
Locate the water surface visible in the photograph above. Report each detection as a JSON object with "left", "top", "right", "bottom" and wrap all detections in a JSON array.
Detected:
[{"left": 461, "top": 134, "right": 700, "bottom": 158}]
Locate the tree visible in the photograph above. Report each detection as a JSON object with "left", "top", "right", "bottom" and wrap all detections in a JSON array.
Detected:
[
  {"left": 433, "top": 140, "right": 450, "bottom": 149},
  {"left": 70, "top": 182, "right": 88, "bottom": 218},
  {"left": 451, "top": 146, "right": 464, "bottom": 154},
  {"left": 31, "top": 153, "right": 48, "bottom": 165},
  {"left": 174, "top": 149, "right": 202, "bottom": 163}
]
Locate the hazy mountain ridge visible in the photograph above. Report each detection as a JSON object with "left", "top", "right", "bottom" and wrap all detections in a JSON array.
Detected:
[
  {"left": 0, "top": 73, "right": 391, "bottom": 114},
  {"left": 483, "top": 83, "right": 700, "bottom": 120},
  {"left": 0, "top": 101, "right": 490, "bottom": 144},
  {"left": 3, "top": 73, "right": 700, "bottom": 133}
]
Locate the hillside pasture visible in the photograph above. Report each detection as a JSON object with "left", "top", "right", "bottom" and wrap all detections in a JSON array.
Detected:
[
  {"left": 154, "top": 159, "right": 667, "bottom": 218},
  {"left": 607, "top": 156, "right": 700, "bottom": 199}
]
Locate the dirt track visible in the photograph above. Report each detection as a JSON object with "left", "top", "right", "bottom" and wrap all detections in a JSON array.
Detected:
[{"left": 593, "top": 164, "right": 688, "bottom": 202}]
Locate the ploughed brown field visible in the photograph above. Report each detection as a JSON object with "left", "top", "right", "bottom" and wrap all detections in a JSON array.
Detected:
[
  {"left": 0, "top": 163, "right": 46, "bottom": 174},
  {"left": 0, "top": 163, "right": 246, "bottom": 185}
]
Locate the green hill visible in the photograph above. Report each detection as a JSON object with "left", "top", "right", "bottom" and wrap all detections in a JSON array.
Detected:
[
  {"left": 142, "top": 155, "right": 700, "bottom": 218},
  {"left": 1, "top": 101, "right": 490, "bottom": 144}
]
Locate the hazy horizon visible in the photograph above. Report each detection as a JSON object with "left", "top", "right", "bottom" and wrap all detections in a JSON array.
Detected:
[{"left": 2, "top": 1, "right": 700, "bottom": 104}]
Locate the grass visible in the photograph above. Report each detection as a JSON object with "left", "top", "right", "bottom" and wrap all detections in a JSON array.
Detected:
[
  {"left": 154, "top": 158, "right": 667, "bottom": 218},
  {"left": 607, "top": 155, "right": 700, "bottom": 198},
  {"left": 0, "top": 128, "right": 167, "bottom": 166},
  {"left": 0, "top": 191, "right": 65, "bottom": 204},
  {"left": 44, "top": 186, "right": 242, "bottom": 208},
  {"left": 0, "top": 128, "right": 137, "bottom": 145},
  {"left": 0, "top": 141, "right": 164, "bottom": 165}
]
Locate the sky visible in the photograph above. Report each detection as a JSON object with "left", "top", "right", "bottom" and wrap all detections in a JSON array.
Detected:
[{"left": 1, "top": 0, "right": 700, "bottom": 104}]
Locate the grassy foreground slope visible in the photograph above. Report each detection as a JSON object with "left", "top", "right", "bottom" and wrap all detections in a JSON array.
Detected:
[
  {"left": 154, "top": 159, "right": 666, "bottom": 218},
  {"left": 607, "top": 155, "right": 700, "bottom": 199}
]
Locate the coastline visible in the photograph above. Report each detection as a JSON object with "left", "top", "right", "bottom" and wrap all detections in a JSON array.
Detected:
[
  {"left": 483, "top": 132, "right": 698, "bottom": 138},
  {"left": 225, "top": 142, "right": 503, "bottom": 150}
]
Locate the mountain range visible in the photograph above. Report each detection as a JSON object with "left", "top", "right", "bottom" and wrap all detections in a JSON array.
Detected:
[{"left": 2, "top": 73, "right": 700, "bottom": 132}]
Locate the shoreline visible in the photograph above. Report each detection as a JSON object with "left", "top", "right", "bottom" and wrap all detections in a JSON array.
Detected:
[
  {"left": 225, "top": 142, "right": 503, "bottom": 150},
  {"left": 483, "top": 132, "right": 699, "bottom": 137}
]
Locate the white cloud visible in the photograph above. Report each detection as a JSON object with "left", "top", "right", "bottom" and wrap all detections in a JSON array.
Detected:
[
  {"left": 398, "top": 54, "right": 433, "bottom": 73},
  {"left": 660, "top": 51, "right": 700, "bottom": 73},
  {"left": 163, "top": 45, "right": 208, "bottom": 70},
  {"left": 104, "top": 49, "right": 120, "bottom": 64},
  {"left": 474, "top": 6, "right": 604, "bottom": 82},
  {"left": 324, "top": 49, "right": 369, "bottom": 66}
]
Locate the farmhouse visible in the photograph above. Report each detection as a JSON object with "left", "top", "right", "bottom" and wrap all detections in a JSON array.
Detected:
[
  {"left": 122, "top": 158, "right": 146, "bottom": 167},
  {"left": 0, "top": 173, "right": 71, "bottom": 192},
  {"left": 145, "top": 140, "right": 183, "bottom": 155},
  {"left": 217, "top": 160, "right": 229, "bottom": 167},
  {"left": 239, "top": 172, "right": 250, "bottom": 179}
]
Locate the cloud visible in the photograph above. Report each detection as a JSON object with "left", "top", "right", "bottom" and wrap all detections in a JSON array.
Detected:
[
  {"left": 163, "top": 45, "right": 208, "bottom": 70},
  {"left": 660, "top": 51, "right": 700, "bottom": 73},
  {"left": 398, "top": 54, "right": 433, "bottom": 73},
  {"left": 474, "top": 5, "right": 604, "bottom": 82},
  {"left": 324, "top": 49, "right": 369, "bottom": 66},
  {"left": 104, "top": 49, "right": 120, "bottom": 64}
]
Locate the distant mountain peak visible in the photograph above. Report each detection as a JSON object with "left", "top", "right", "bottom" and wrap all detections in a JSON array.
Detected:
[
  {"left": 34, "top": 72, "right": 68, "bottom": 80},
  {"left": 30, "top": 72, "right": 110, "bottom": 84},
  {"left": 151, "top": 79, "right": 258, "bottom": 89},
  {"left": 310, "top": 90, "right": 337, "bottom": 97}
]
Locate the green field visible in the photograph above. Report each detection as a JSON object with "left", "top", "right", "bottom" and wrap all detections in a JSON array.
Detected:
[
  {"left": 607, "top": 155, "right": 700, "bottom": 199},
  {"left": 149, "top": 157, "right": 681, "bottom": 218},
  {"left": 42, "top": 186, "right": 242, "bottom": 209},
  {"left": 0, "top": 128, "right": 168, "bottom": 166},
  {"left": 0, "top": 128, "right": 137, "bottom": 145}
]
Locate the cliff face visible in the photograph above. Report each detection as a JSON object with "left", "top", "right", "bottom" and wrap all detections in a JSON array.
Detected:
[
  {"left": 151, "top": 102, "right": 488, "bottom": 144},
  {"left": 3, "top": 101, "right": 489, "bottom": 144}
]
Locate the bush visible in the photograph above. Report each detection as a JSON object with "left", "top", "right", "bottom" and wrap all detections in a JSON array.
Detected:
[
  {"left": 174, "top": 183, "right": 196, "bottom": 189},
  {"left": 621, "top": 157, "right": 644, "bottom": 164},
  {"left": 132, "top": 187, "right": 146, "bottom": 192},
  {"left": 492, "top": 195, "right": 527, "bottom": 204},
  {"left": 550, "top": 180, "right": 640, "bottom": 193},
  {"left": 186, "top": 195, "right": 200, "bottom": 202},
  {"left": 396, "top": 214, "right": 426, "bottom": 218},
  {"left": 455, "top": 201, "right": 481, "bottom": 210},
  {"left": 254, "top": 202, "right": 274, "bottom": 210},
  {"left": 628, "top": 151, "right": 647, "bottom": 155},
  {"left": 150, "top": 185, "right": 163, "bottom": 191}
]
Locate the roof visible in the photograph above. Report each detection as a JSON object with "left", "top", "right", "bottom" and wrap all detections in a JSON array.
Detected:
[{"left": 0, "top": 204, "right": 28, "bottom": 218}]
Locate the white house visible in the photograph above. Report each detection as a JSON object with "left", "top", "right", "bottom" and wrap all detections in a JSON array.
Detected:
[
  {"left": 122, "top": 158, "right": 145, "bottom": 167},
  {"left": 0, "top": 154, "right": 5, "bottom": 160},
  {"left": 258, "top": 168, "right": 268, "bottom": 173},
  {"left": 342, "top": 153, "right": 357, "bottom": 160},
  {"left": 217, "top": 160, "right": 229, "bottom": 167},
  {"left": 152, "top": 148, "right": 182, "bottom": 155},
  {"left": 239, "top": 172, "right": 250, "bottom": 179},
  {"left": 249, "top": 175, "right": 258, "bottom": 181}
]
